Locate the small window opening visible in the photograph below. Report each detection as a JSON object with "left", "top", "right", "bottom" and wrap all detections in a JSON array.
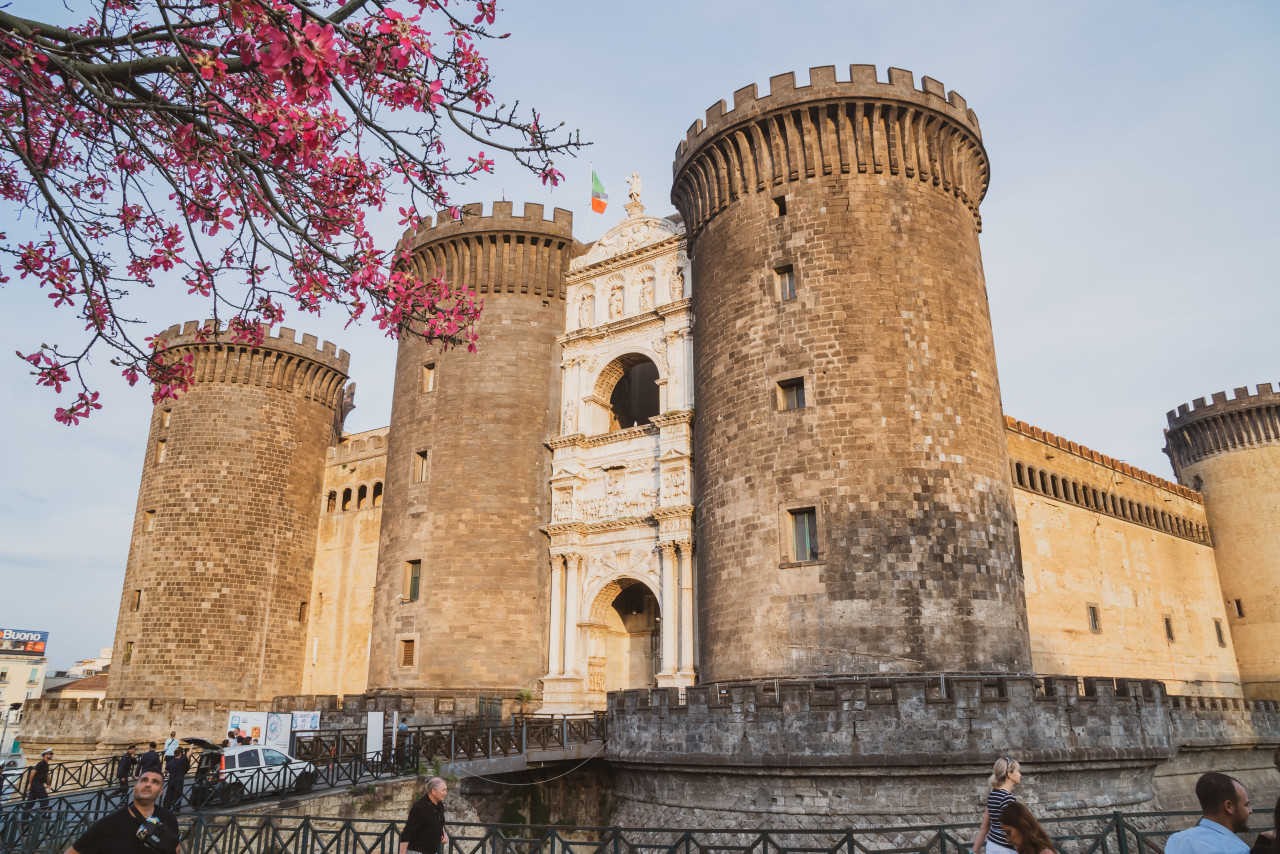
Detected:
[
  {"left": 1039, "top": 471, "right": 1049, "bottom": 493},
  {"left": 341, "top": 488, "right": 352, "bottom": 511},
  {"left": 789, "top": 508, "right": 819, "bottom": 562},
  {"left": 773, "top": 196, "right": 787, "bottom": 216},
  {"left": 1163, "top": 616, "right": 1175, "bottom": 643},
  {"left": 161, "top": 409, "right": 171, "bottom": 428},
  {"left": 1050, "top": 475, "right": 1060, "bottom": 498},
  {"left": 421, "top": 363, "right": 437, "bottom": 393},
  {"left": 400, "top": 639, "right": 416, "bottom": 667},
  {"left": 131, "top": 590, "right": 142, "bottom": 612},
  {"left": 1027, "top": 467, "right": 1038, "bottom": 492},
  {"left": 326, "top": 491, "right": 337, "bottom": 513},
  {"left": 404, "top": 560, "right": 421, "bottom": 603},
  {"left": 776, "top": 265, "right": 797, "bottom": 301},
  {"left": 1234, "top": 599, "right": 1245, "bottom": 618},
  {"left": 1215, "top": 619, "right": 1227, "bottom": 647},
  {"left": 298, "top": 601, "right": 308, "bottom": 623},
  {"left": 144, "top": 510, "right": 156, "bottom": 532},
  {"left": 373, "top": 481, "right": 383, "bottom": 507},
  {"left": 777, "top": 377, "right": 806, "bottom": 411},
  {"left": 1015, "top": 463, "right": 1025, "bottom": 487},
  {"left": 415, "top": 451, "right": 429, "bottom": 483},
  {"left": 155, "top": 440, "right": 167, "bottom": 463},
  {"left": 1087, "top": 604, "right": 1100, "bottom": 633},
  {"left": 357, "top": 484, "right": 368, "bottom": 509},
  {"left": 123, "top": 641, "right": 134, "bottom": 665}
]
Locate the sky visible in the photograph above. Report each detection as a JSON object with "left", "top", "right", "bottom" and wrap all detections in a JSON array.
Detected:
[{"left": 1, "top": 1, "right": 1277, "bottom": 670}]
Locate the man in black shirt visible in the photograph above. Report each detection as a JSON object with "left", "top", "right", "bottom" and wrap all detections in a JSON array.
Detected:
[
  {"left": 66, "top": 769, "right": 179, "bottom": 854},
  {"left": 401, "top": 776, "right": 449, "bottom": 854},
  {"left": 162, "top": 748, "right": 190, "bottom": 812},
  {"left": 115, "top": 745, "right": 137, "bottom": 797},
  {"left": 138, "top": 742, "right": 162, "bottom": 777},
  {"left": 27, "top": 748, "right": 53, "bottom": 810}
]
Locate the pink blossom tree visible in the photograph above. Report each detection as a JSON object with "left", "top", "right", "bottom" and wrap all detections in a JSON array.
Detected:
[{"left": 0, "top": 0, "right": 580, "bottom": 423}]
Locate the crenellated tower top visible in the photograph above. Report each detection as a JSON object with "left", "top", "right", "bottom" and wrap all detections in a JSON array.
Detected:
[
  {"left": 1164, "top": 382, "right": 1280, "bottom": 478},
  {"left": 671, "top": 65, "right": 990, "bottom": 236}
]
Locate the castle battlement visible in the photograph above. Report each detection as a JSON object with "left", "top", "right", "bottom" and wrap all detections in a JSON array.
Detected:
[
  {"left": 675, "top": 65, "right": 982, "bottom": 170},
  {"left": 328, "top": 428, "right": 389, "bottom": 463},
  {"left": 1164, "top": 383, "right": 1280, "bottom": 473},
  {"left": 402, "top": 200, "right": 575, "bottom": 250},
  {"left": 158, "top": 318, "right": 350, "bottom": 374},
  {"left": 1005, "top": 414, "right": 1202, "bottom": 502},
  {"left": 1167, "top": 382, "right": 1280, "bottom": 426}
]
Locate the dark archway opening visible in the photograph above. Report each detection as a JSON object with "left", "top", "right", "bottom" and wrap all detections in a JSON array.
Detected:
[{"left": 608, "top": 358, "right": 660, "bottom": 431}]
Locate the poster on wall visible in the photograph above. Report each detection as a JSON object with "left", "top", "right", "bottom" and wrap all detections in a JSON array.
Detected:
[
  {"left": 264, "top": 713, "right": 292, "bottom": 754},
  {"left": 366, "top": 711, "right": 384, "bottom": 759},
  {"left": 227, "top": 711, "right": 269, "bottom": 743},
  {"left": 291, "top": 711, "right": 320, "bottom": 733}
]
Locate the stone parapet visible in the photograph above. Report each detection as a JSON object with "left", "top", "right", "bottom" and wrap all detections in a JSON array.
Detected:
[{"left": 1164, "top": 383, "right": 1280, "bottom": 474}]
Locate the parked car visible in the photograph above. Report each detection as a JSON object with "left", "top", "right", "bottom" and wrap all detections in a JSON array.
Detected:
[{"left": 182, "top": 738, "right": 316, "bottom": 809}]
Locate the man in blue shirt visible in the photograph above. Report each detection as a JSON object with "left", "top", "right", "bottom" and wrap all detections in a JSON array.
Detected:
[{"left": 1166, "top": 772, "right": 1253, "bottom": 854}]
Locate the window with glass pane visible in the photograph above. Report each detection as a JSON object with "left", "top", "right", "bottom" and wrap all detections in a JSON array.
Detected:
[
  {"left": 238, "top": 750, "right": 261, "bottom": 767},
  {"left": 263, "top": 750, "right": 289, "bottom": 766},
  {"left": 405, "top": 560, "right": 421, "bottom": 602},
  {"left": 776, "top": 266, "right": 796, "bottom": 301},
  {"left": 790, "top": 508, "right": 818, "bottom": 562},
  {"left": 779, "top": 378, "right": 805, "bottom": 411}
]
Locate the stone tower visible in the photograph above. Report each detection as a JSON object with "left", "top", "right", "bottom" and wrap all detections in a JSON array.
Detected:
[
  {"left": 1164, "top": 383, "right": 1280, "bottom": 700},
  {"left": 367, "top": 202, "right": 579, "bottom": 694},
  {"left": 109, "top": 321, "right": 349, "bottom": 700},
  {"left": 672, "top": 66, "right": 1031, "bottom": 681}
]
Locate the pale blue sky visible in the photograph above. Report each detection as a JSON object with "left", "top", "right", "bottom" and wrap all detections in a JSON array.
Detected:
[{"left": 2, "top": 1, "right": 1277, "bottom": 668}]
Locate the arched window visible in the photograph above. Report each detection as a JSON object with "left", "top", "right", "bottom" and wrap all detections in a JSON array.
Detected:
[
  {"left": 1039, "top": 471, "right": 1049, "bottom": 494},
  {"left": 1015, "top": 463, "right": 1025, "bottom": 487},
  {"left": 1072, "top": 482, "right": 1081, "bottom": 505},
  {"left": 326, "top": 491, "right": 337, "bottom": 514},
  {"left": 1050, "top": 474, "right": 1060, "bottom": 498},
  {"left": 342, "top": 488, "right": 352, "bottom": 511},
  {"left": 1027, "top": 467, "right": 1038, "bottom": 491},
  {"left": 373, "top": 481, "right": 383, "bottom": 507},
  {"left": 357, "top": 484, "right": 368, "bottom": 509},
  {"left": 1092, "top": 488, "right": 1100, "bottom": 508},
  {"left": 596, "top": 354, "right": 661, "bottom": 432}
]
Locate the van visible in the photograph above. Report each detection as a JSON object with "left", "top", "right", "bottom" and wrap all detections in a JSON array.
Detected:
[{"left": 184, "top": 738, "right": 316, "bottom": 808}]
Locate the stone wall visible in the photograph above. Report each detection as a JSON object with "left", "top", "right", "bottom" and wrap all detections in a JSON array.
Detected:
[
  {"left": 673, "top": 65, "right": 1029, "bottom": 681},
  {"left": 301, "top": 428, "right": 388, "bottom": 696},
  {"left": 1005, "top": 421, "right": 1240, "bottom": 695},
  {"left": 109, "top": 321, "right": 348, "bottom": 702}
]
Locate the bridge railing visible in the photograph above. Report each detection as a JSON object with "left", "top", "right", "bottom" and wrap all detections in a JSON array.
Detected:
[{"left": 6, "top": 809, "right": 1265, "bottom": 854}]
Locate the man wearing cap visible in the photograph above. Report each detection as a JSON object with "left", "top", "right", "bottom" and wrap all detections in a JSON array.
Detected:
[
  {"left": 65, "top": 768, "right": 179, "bottom": 853},
  {"left": 27, "top": 748, "right": 52, "bottom": 810},
  {"left": 115, "top": 744, "right": 136, "bottom": 798}
]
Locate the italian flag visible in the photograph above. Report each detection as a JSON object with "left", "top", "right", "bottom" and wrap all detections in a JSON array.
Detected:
[{"left": 590, "top": 171, "right": 608, "bottom": 213}]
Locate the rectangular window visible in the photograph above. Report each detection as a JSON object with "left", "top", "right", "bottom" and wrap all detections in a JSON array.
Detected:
[
  {"left": 161, "top": 409, "right": 171, "bottom": 428},
  {"left": 1087, "top": 604, "right": 1101, "bottom": 633},
  {"left": 0, "top": 668, "right": 7, "bottom": 683},
  {"left": 144, "top": 510, "right": 156, "bottom": 532},
  {"left": 131, "top": 590, "right": 142, "bottom": 612},
  {"left": 1164, "top": 615, "right": 1175, "bottom": 643},
  {"left": 776, "top": 265, "right": 796, "bottom": 301},
  {"left": 773, "top": 196, "right": 787, "bottom": 216},
  {"left": 27, "top": 668, "right": 38, "bottom": 684},
  {"left": 415, "top": 451, "right": 429, "bottom": 483},
  {"left": 400, "top": 639, "right": 416, "bottom": 667},
  {"left": 789, "top": 508, "right": 819, "bottom": 562},
  {"left": 421, "top": 363, "right": 437, "bottom": 393},
  {"left": 298, "top": 601, "right": 308, "bottom": 623},
  {"left": 1215, "top": 619, "right": 1227, "bottom": 647},
  {"left": 404, "top": 560, "right": 421, "bottom": 603},
  {"left": 155, "top": 440, "right": 167, "bottom": 463},
  {"left": 1234, "top": 599, "right": 1245, "bottom": 618},
  {"left": 123, "top": 641, "right": 134, "bottom": 665},
  {"left": 778, "top": 377, "right": 806, "bottom": 411}
]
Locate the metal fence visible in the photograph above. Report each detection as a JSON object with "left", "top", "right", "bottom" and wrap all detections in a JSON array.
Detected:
[{"left": 5, "top": 808, "right": 1273, "bottom": 854}]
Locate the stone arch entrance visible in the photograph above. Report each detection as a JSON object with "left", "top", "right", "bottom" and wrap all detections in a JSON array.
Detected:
[
  {"left": 593, "top": 353, "right": 661, "bottom": 432},
  {"left": 583, "top": 578, "right": 659, "bottom": 699}
]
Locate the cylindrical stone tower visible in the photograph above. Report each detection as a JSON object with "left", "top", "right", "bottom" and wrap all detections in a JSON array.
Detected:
[
  {"left": 1164, "top": 383, "right": 1280, "bottom": 700},
  {"left": 673, "top": 65, "right": 1031, "bottom": 681},
  {"left": 109, "top": 321, "right": 349, "bottom": 700},
  {"left": 367, "top": 201, "right": 579, "bottom": 694}
]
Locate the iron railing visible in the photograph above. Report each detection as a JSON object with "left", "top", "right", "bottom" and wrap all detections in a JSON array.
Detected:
[{"left": 4, "top": 809, "right": 1273, "bottom": 854}]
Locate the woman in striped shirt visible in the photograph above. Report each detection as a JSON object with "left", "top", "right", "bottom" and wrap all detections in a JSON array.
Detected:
[{"left": 972, "top": 757, "right": 1023, "bottom": 854}]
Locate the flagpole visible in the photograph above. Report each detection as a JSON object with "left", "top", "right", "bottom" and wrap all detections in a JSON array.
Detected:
[{"left": 587, "top": 161, "right": 593, "bottom": 243}]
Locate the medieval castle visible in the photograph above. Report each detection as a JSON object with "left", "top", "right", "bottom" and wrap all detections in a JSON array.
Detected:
[{"left": 21, "top": 65, "right": 1280, "bottom": 824}]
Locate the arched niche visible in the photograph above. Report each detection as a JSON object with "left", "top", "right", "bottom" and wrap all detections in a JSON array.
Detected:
[{"left": 592, "top": 353, "right": 661, "bottom": 433}]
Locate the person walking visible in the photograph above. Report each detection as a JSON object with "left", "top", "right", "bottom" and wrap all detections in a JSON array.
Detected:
[
  {"left": 162, "top": 748, "right": 189, "bottom": 812},
  {"left": 972, "top": 757, "right": 1022, "bottom": 854},
  {"left": 137, "top": 742, "right": 162, "bottom": 777},
  {"left": 1166, "top": 772, "right": 1252, "bottom": 854},
  {"left": 1000, "top": 803, "right": 1057, "bottom": 854},
  {"left": 400, "top": 776, "right": 449, "bottom": 854},
  {"left": 65, "top": 769, "right": 179, "bottom": 853},
  {"left": 162, "top": 732, "right": 179, "bottom": 760},
  {"left": 115, "top": 745, "right": 137, "bottom": 798},
  {"left": 26, "top": 748, "right": 52, "bottom": 811}
]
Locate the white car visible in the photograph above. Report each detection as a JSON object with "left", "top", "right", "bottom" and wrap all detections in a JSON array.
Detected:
[{"left": 185, "top": 739, "right": 316, "bottom": 807}]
